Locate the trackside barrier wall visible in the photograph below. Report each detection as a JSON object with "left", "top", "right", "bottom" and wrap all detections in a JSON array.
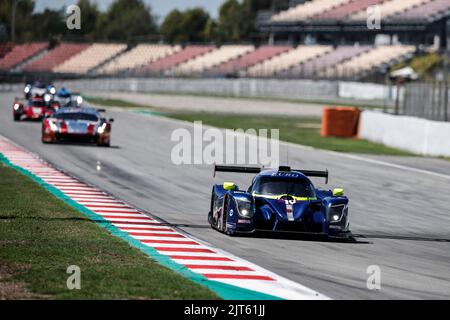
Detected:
[
  {"left": 339, "top": 81, "right": 399, "bottom": 101},
  {"left": 0, "top": 83, "right": 21, "bottom": 92},
  {"left": 56, "top": 78, "right": 338, "bottom": 100},
  {"left": 52, "top": 78, "right": 394, "bottom": 103},
  {"left": 359, "top": 110, "right": 450, "bottom": 157}
]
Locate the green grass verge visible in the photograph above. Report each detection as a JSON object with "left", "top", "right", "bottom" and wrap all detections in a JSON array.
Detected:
[
  {"left": 0, "top": 163, "right": 218, "bottom": 299},
  {"left": 167, "top": 113, "right": 413, "bottom": 156}
]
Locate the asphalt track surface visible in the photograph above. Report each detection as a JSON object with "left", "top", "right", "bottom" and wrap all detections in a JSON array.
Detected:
[
  {"left": 2, "top": 92, "right": 450, "bottom": 299},
  {"left": 85, "top": 91, "right": 324, "bottom": 117}
]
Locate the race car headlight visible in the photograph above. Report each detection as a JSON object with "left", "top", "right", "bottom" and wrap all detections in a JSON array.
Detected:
[
  {"left": 44, "top": 94, "right": 51, "bottom": 102},
  {"left": 236, "top": 199, "right": 253, "bottom": 218},
  {"left": 24, "top": 86, "right": 30, "bottom": 94},
  {"left": 13, "top": 103, "right": 20, "bottom": 110},
  {"left": 97, "top": 123, "right": 107, "bottom": 134},
  {"left": 76, "top": 96, "right": 83, "bottom": 105},
  {"left": 48, "top": 120, "right": 58, "bottom": 131},
  {"left": 49, "top": 87, "right": 56, "bottom": 95},
  {"left": 328, "top": 204, "right": 347, "bottom": 223}
]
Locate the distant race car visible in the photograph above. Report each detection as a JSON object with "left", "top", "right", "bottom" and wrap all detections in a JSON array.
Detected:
[
  {"left": 41, "top": 107, "right": 113, "bottom": 147},
  {"left": 13, "top": 96, "right": 54, "bottom": 121},
  {"left": 24, "top": 81, "right": 55, "bottom": 100},
  {"left": 209, "top": 165, "right": 351, "bottom": 238},
  {"left": 53, "top": 88, "right": 83, "bottom": 108},
  {"left": 70, "top": 93, "right": 84, "bottom": 107}
]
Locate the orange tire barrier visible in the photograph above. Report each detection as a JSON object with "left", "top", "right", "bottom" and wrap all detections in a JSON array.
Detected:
[{"left": 321, "top": 107, "right": 361, "bottom": 138}]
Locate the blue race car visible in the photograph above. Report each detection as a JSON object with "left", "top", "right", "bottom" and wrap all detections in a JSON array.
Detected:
[{"left": 209, "top": 165, "right": 351, "bottom": 239}]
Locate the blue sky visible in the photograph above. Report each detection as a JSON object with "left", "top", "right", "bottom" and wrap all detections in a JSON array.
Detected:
[{"left": 34, "top": 0, "right": 224, "bottom": 20}]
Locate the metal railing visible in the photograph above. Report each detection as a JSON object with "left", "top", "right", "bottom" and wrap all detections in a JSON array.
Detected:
[{"left": 399, "top": 80, "right": 450, "bottom": 121}]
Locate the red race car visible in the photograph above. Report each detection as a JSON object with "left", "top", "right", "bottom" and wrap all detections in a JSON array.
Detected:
[
  {"left": 42, "top": 107, "right": 113, "bottom": 147},
  {"left": 13, "top": 97, "right": 56, "bottom": 121}
]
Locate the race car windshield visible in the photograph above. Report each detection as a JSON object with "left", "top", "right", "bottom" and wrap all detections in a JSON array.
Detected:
[
  {"left": 253, "top": 177, "right": 316, "bottom": 198},
  {"left": 55, "top": 113, "right": 98, "bottom": 122},
  {"left": 29, "top": 101, "right": 46, "bottom": 107},
  {"left": 32, "top": 82, "right": 46, "bottom": 88}
]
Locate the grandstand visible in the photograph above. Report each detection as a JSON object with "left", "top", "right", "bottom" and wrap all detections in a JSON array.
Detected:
[
  {"left": 24, "top": 43, "right": 91, "bottom": 73},
  {"left": 0, "top": 43, "right": 48, "bottom": 71},
  {"left": 0, "top": 41, "right": 422, "bottom": 80},
  {"left": 261, "top": 0, "right": 450, "bottom": 48},
  {"left": 0, "top": 0, "right": 448, "bottom": 82},
  {"left": 172, "top": 45, "right": 255, "bottom": 75},
  {"left": 53, "top": 43, "right": 127, "bottom": 74},
  {"left": 98, "top": 44, "right": 181, "bottom": 75}
]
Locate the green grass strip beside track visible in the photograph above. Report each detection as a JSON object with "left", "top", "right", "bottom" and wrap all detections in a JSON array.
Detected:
[{"left": 0, "top": 151, "right": 281, "bottom": 300}]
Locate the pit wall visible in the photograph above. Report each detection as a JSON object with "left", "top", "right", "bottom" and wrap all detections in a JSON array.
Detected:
[{"left": 359, "top": 110, "right": 450, "bottom": 157}]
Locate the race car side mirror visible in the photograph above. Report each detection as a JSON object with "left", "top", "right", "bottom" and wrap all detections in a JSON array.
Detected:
[
  {"left": 223, "top": 182, "right": 236, "bottom": 191},
  {"left": 332, "top": 188, "right": 344, "bottom": 197}
]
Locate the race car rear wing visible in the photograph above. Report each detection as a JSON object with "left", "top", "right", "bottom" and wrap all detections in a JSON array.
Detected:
[
  {"left": 295, "top": 169, "right": 329, "bottom": 184},
  {"left": 214, "top": 165, "right": 328, "bottom": 183},
  {"left": 214, "top": 165, "right": 261, "bottom": 176}
]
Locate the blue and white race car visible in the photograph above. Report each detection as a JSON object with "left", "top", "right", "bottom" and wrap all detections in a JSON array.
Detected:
[{"left": 209, "top": 165, "right": 351, "bottom": 239}]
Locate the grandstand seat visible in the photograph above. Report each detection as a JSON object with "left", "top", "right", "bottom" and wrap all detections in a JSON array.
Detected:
[
  {"left": 144, "top": 45, "right": 215, "bottom": 74},
  {"left": 98, "top": 44, "right": 181, "bottom": 75},
  {"left": 0, "top": 42, "right": 48, "bottom": 71},
  {"left": 0, "top": 43, "right": 13, "bottom": 59},
  {"left": 24, "top": 43, "right": 91, "bottom": 72},
  {"left": 173, "top": 45, "right": 255, "bottom": 75},
  {"left": 272, "top": 0, "right": 353, "bottom": 22},
  {"left": 349, "top": 0, "right": 433, "bottom": 20},
  {"left": 245, "top": 45, "right": 332, "bottom": 77},
  {"left": 314, "top": 0, "right": 386, "bottom": 21},
  {"left": 321, "top": 45, "right": 416, "bottom": 78},
  {"left": 53, "top": 43, "right": 127, "bottom": 74},
  {"left": 284, "top": 45, "right": 371, "bottom": 77},
  {"left": 211, "top": 45, "right": 292, "bottom": 75},
  {"left": 388, "top": 0, "right": 450, "bottom": 21}
]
